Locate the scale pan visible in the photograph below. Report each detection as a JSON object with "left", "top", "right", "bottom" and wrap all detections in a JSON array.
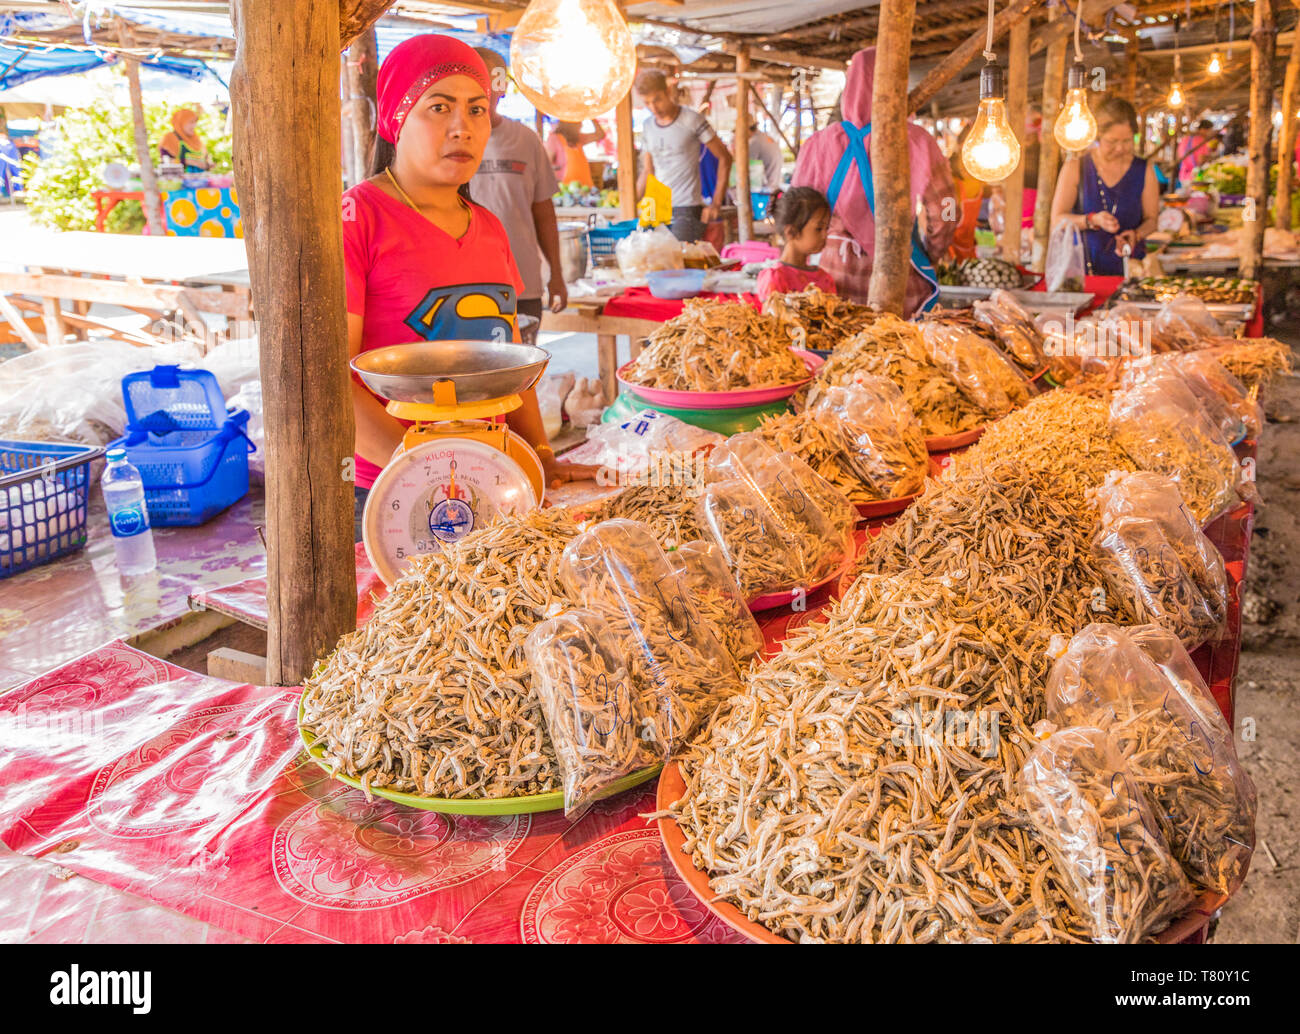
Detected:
[{"left": 351, "top": 341, "right": 550, "bottom": 404}]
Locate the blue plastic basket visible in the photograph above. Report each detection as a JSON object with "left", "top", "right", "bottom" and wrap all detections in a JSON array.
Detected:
[
  {"left": 111, "top": 365, "right": 254, "bottom": 526},
  {"left": 587, "top": 218, "right": 639, "bottom": 263},
  {"left": 0, "top": 438, "right": 103, "bottom": 578},
  {"left": 751, "top": 191, "right": 775, "bottom": 221}
]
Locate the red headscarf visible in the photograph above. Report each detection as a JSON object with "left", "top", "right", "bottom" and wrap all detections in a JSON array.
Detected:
[{"left": 376, "top": 34, "right": 492, "bottom": 144}]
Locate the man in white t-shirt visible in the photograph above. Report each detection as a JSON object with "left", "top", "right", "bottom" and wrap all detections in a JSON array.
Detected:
[
  {"left": 470, "top": 48, "right": 567, "bottom": 337},
  {"left": 635, "top": 68, "right": 732, "bottom": 242}
]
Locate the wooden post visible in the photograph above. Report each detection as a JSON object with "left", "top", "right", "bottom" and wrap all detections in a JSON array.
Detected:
[
  {"left": 1125, "top": 36, "right": 1140, "bottom": 106},
  {"left": 231, "top": 0, "right": 357, "bottom": 685},
  {"left": 346, "top": 27, "right": 379, "bottom": 185},
  {"left": 868, "top": 0, "right": 916, "bottom": 315},
  {"left": 1276, "top": 31, "right": 1300, "bottom": 228},
  {"left": 1032, "top": 6, "right": 1067, "bottom": 272},
  {"left": 1243, "top": 0, "right": 1278, "bottom": 280},
  {"left": 735, "top": 47, "right": 753, "bottom": 243},
  {"left": 616, "top": 89, "right": 637, "bottom": 220},
  {"left": 340, "top": 56, "right": 355, "bottom": 188},
  {"left": 1002, "top": 17, "right": 1030, "bottom": 264},
  {"left": 794, "top": 85, "right": 803, "bottom": 154},
  {"left": 118, "top": 23, "right": 165, "bottom": 238}
]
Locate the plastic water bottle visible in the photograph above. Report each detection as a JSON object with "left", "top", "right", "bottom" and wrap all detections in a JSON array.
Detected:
[{"left": 102, "top": 447, "right": 157, "bottom": 575}]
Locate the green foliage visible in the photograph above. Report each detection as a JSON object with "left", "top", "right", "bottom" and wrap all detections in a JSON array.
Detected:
[{"left": 21, "top": 85, "right": 232, "bottom": 233}]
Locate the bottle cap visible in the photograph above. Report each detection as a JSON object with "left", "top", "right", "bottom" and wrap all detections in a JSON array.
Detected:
[{"left": 106, "top": 446, "right": 126, "bottom": 462}]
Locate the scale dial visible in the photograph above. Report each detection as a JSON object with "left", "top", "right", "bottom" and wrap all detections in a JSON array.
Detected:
[{"left": 362, "top": 436, "right": 538, "bottom": 586}]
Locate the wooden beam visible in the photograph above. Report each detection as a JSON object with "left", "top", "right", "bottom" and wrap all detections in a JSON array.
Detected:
[
  {"left": 1125, "top": 35, "right": 1139, "bottom": 105},
  {"left": 0, "top": 293, "right": 43, "bottom": 351},
  {"left": 742, "top": 44, "right": 845, "bottom": 73},
  {"left": 1276, "top": 30, "right": 1300, "bottom": 229},
  {"left": 868, "top": 0, "right": 916, "bottom": 315},
  {"left": 615, "top": 88, "right": 637, "bottom": 220},
  {"left": 1002, "top": 16, "right": 1029, "bottom": 265},
  {"left": 346, "top": 27, "right": 379, "bottom": 185},
  {"left": 1032, "top": 5, "right": 1067, "bottom": 272},
  {"left": 1243, "top": 0, "right": 1278, "bottom": 281},
  {"left": 909, "top": 0, "right": 1041, "bottom": 114},
  {"left": 231, "top": 0, "right": 356, "bottom": 686},
  {"left": 118, "top": 22, "right": 165, "bottom": 239},
  {"left": 750, "top": 84, "right": 795, "bottom": 155},
  {"left": 0, "top": 272, "right": 248, "bottom": 316},
  {"left": 735, "top": 46, "right": 753, "bottom": 244},
  {"left": 794, "top": 86, "right": 803, "bottom": 155},
  {"left": 340, "top": 0, "right": 395, "bottom": 49}
]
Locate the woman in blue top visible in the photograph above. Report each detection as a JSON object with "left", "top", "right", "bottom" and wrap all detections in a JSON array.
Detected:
[{"left": 1050, "top": 96, "right": 1158, "bottom": 276}]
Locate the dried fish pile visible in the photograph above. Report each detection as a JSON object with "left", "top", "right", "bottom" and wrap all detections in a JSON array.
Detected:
[
  {"left": 763, "top": 286, "right": 879, "bottom": 352},
  {"left": 579, "top": 484, "right": 705, "bottom": 548},
  {"left": 1109, "top": 413, "right": 1241, "bottom": 526},
  {"left": 953, "top": 392, "right": 1137, "bottom": 519},
  {"left": 753, "top": 409, "right": 879, "bottom": 505},
  {"left": 301, "top": 509, "right": 579, "bottom": 799},
  {"left": 862, "top": 460, "right": 1128, "bottom": 636},
  {"left": 668, "top": 570, "right": 1099, "bottom": 943},
  {"left": 1205, "top": 338, "right": 1293, "bottom": 393},
  {"left": 807, "top": 315, "right": 985, "bottom": 437},
  {"left": 623, "top": 299, "right": 807, "bottom": 392},
  {"left": 1019, "top": 727, "right": 1194, "bottom": 943},
  {"left": 920, "top": 320, "right": 1032, "bottom": 418}
]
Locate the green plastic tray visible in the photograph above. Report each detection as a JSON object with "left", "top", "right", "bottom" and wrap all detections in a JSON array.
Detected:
[
  {"left": 603, "top": 389, "right": 790, "bottom": 435},
  {"left": 298, "top": 691, "right": 660, "bottom": 815}
]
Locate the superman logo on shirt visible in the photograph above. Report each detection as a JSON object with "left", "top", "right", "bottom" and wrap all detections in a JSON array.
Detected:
[{"left": 403, "top": 283, "right": 517, "bottom": 342}]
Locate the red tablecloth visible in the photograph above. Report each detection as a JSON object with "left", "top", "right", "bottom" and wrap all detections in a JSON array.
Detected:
[{"left": 599, "top": 286, "right": 759, "bottom": 322}]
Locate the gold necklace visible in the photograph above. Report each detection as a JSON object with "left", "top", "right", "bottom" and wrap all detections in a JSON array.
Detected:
[{"left": 384, "top": 167, "right": 470, "bottom": 230}]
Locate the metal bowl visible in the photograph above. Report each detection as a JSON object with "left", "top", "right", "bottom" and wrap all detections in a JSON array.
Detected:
[{"left": 351, "top": 341, "right": 550, "bottom": 404}]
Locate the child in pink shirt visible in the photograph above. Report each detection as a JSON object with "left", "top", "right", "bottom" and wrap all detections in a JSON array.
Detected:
[{"left": 756, "top": 187, "right": 837, "bottom": 303}]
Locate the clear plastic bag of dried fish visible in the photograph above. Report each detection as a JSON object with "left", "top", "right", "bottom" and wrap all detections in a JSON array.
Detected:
[
  {"left": 699, "top": 437, "right": 856, "bottom": 599},
  {"left": 1018, "top": 726, "right": 1195, "bottom": 943},
  {"left": 973, "top": 290, "right": 1050, "bottom": 374},
  {"left": 622, "top": 299, "right": 808, "bottom": 392},
  {"left": 804, "top": 314, "right": 985, "bottom": 438},
  {"left": 919, "top": 319, "right": 1031, "bottom": 417},
  {"left": 1108, "top": 374, "right": 1255, "bottom": 525},
  {"left": 1045, "top": 623, "right": 1256, "bottom": 896},
  {"left": 762, "top": 286, "right": 878, "bottom": 353},
  {"left": 524, "top": 610, "right": 656, "bottom": 816},
  {"left": 809, "top": 377, "right": 930, "bottom": 501},
  {"left": 668, "top": 539, "right": 765, "bottom": 668},
  {"left": 1120, "top": 362, "right": 1247, "bottom": 447},
  {"left": 1153, "top": 293, "right": 1223, "bottom": 351},
  {"left": 559, "top": 518, "right": 741, "bottom": 755},
  {"left": 1091, "top": 515, "right": 1226, "bottom": 649},
  {"left": 752, "top": 408, "right": 878, "bottom": 506},
  {"left": 1167, "top": 352, "right": 1263, "bottom": 442}
]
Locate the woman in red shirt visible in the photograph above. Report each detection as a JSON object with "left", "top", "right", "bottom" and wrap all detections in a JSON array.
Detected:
[{"left": 343, "top": 35, "right": 591, "bottom": 538}]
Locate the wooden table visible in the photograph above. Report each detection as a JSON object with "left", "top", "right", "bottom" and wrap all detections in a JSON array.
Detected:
[{"left": 540, "top": 302, "right": 659, "bottom": 404}]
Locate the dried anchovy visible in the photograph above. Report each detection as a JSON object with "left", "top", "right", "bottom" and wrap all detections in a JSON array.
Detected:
[
  {"left": 754, "top": 409, "right": 880, "bottom": 505},
  {"left": 1092, "top": 518, "right": 1226, "bottom": 648},
  {"left": 1019, "top": 728, "right": 1194, "bottom": 944},
  {"left": 664, "top": 570, "right": 1095, "bottom": 944},
  {"left": 806, "top": 314, "right": 985, "bottom": 437},
  {"left": 579, "top": 485, "right": 705, "bottom": 549},
  {"left": 1206, "top": 338, "right": 1293, "bottom": 394},
  {"left": 763, "top": 286, "right": 880, "bottom": 353},
  {"left": 528, "top": 620, "right": 653, "bottom": 811},
  {"left": 624, "top": 299, "right": 806, "bottom": 392},
  {"left": 953, "top": 392, "right": 1137, "bottom": 520},
  {"left": 864, "top": 460, "right": 1129, "bottom": 636},
  {"left": 301, "top": 509, "right": 578, "bottom": 800},
  {"left": 1109, "top": 422, "right": 1240, "bottom": 526}
]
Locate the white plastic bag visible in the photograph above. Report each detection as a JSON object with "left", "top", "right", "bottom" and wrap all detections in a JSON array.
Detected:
[{"left": 1045, "top": 219, "right": 1087, "bottom": 293}]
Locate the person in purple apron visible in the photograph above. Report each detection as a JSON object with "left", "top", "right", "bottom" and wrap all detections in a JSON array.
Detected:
[
  {"left": 1050, "top": 96, "right": 1159, "bottom": 277},
  {"left": 791, "top": 48, "right": 956, "bottom": 316}
]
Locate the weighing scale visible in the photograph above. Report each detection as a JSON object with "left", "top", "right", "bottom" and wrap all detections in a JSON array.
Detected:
[{"left": 351, "top": 341, "right": 549, "bottom": 586}]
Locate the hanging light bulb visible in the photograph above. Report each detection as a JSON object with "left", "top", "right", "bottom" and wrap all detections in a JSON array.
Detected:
[
  {"left": 1208, "top": 51, "right": 1224, "bottom": 76},
  {"left": 509, "top": 0, "right": 637, "bottom": 122},
  {"left": 1054, "top": 62, "right": 1098, "bottom": 151},
  {"left": 1168, "top": 23, "right": 1185, "bottom": 110},
  {"left": 962, "top": 60, "right": 1022, "bottom": 183},
  {"left": 1168, "top": 81, "right": 1186, "bottom": 109}
]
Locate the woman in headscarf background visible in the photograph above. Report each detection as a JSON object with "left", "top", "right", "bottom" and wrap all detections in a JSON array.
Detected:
[
  {"left": 159, "top": 109, "right": 211, "bottom": 172},
  {"left": 342, "top": 35, "right": 593, "bottom": 541},
  {"left": 791, "top": 48, "right": 956, "bottom": 316}
]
